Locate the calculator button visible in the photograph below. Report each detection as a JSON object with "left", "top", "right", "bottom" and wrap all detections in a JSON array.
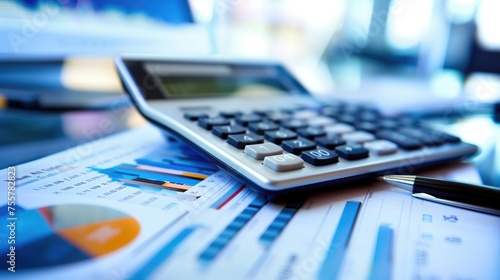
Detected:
[
  {"left": 244, "top": 143, "right": 283, "bottom": 160},
  {"left": 315, "top": 136, "right": 346, "bottom": 149},
  {"left": 301, "top": 149, "right": 339, "bottom": 166},
  {"left": 307, "top": 116, "right": 335, "bottom": 127},
  {"left": 235, "top": 114, "right": 263, "bottom": 126},
  {"left": 227, "top": 133, "right": 264, "bottom": 149},
  {"left": 377, "top": 119, "right": 399, "bottom": 129},
  {"left": 212, "top": 125, "right": 246, "bottom": 139},
  {"left": 253, "top": 109, "right": 274, "bottom": 116},
  {"left": 398, "top": 128, "right": 445, "bottom": 146},
  {"left": 337, "top": 115, "right": 357, "bottom": 125},
  {"left": 341, "top": 131, "right": 375, "bottom": 144},
  {"left": 219, "top": 111, "right": 242, "bottom": 118},
  {"left": 292, "top": 110, "right": 318, "bottom": 120},
  {"left": 363, "top": 140, "right": 398, "bottom": 155},
  {"left": 184, "top": 112, "right": 208, "bottom": 121},
  {"left": 296, "top": 127, "right": 326, "bottom": 140},
  {"left": 264, "top": 129, "right": 297, "bottom": 144},
  {"left": 281, "top": 119, "right": 308, "bottom": 131},
  {"left": 335, "top": 145, "right": 370, "bottom": 160},
  {"left": 354, "top": 121, "right": 379, "bottom": 133},
  {"left": 321, "top": 106, "right": 343, "bottom": 117},
  {"left": 376, "top": 130, "right": 423, "bottom": 150},
  {"left": 324, "top": 123, "right": 355, "bottom": 137},
  {"left": 281, "top": 138, "right": 316, "bottom": 155},
  {"left": 263, "top": 154, "right": 304, "bottom": 172},
  {"left": 266, "top": 112, "right": 292, "bottom": 123},
  {"left": 198, "top": 116, "right": 231, "bottom": 130},
  {"left": 248, "top": 122, "right": 280, "bottom": 135},
  {"left": 417, "top": 128, "right": 461, "bottom": 144},
  {"left": 280, "top": 105, "right": 307, "bottom": 114},
  {"left": 358, "top": 112, "right": 379, "bottom": 122}
]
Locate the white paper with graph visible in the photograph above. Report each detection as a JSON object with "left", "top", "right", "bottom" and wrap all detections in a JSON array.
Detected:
[{"left": 0, "top": 125, "right": 498, "bottom": 279}]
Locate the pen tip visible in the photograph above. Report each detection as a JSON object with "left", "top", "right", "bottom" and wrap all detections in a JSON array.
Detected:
[
  {"left": 376, "top": 175, "right": 415, "bottom": 191},
  {"left": 376, "top": 176, "right": 387, "bottom": 182}
]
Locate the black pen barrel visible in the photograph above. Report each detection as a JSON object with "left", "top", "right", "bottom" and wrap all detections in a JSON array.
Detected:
[{"left": 413, "top": 177, "right": 500, "bottom": 210}]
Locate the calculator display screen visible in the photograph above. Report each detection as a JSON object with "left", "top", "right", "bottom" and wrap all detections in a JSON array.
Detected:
[
  {"left": 158, "top": 76, "right": 288, "bottom": 98},
  {"left": 135, "top": 61, "right": 308, "bottom": 100}
]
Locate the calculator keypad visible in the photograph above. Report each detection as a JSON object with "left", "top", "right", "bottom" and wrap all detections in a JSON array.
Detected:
[{"left": 189, "top": 103, "right": 464, "bottom": 173}]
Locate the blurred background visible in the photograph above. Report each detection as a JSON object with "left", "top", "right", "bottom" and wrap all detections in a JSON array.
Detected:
[{"left": 1, "top": 0, "right": 499, "bottom": 184}]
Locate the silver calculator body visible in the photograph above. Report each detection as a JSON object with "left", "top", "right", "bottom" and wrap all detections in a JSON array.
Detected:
[{"left": 115, "top": 55, "right": 478, "bottom": 199}]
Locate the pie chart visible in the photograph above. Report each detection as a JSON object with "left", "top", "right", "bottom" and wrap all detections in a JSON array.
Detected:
[{"left": 0, "top": 204, "right": 140, "bottom": 270}]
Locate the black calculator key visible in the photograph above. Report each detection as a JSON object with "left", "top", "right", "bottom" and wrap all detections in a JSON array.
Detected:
[
  {"left": 358, "top": 112, "right": 380, "bottom": 121},
  {"left": 212, "top": 125, "right": 246, "bottom": 139},
  {"left": 301, "top": 148, "right": 339, "bottom": 166},
  {"left": 419, "top": 128, "right": 461, "bottom": 143},
  {"left": 337, "top": 114, "right": 357, "bottom": 125},
  {"left": 335, "top": 145, "right": 369, "bottom": 160},
  {"left": 321, "top": 109, "right": 342, "bottom": 118},
  {"left": 315, "top": 136, "right": 346, "bottom": 149},
  {"left": 227, "top": 133, "right": 264, "bottom": 149},
  {"left": 281, "top": 119, "right": 308, "bottom": 131},
  {"left": 198, "top": 116, "right": 231, "bottom": 130},
  {"left": 235, "top": 114, "right": 263, "bottom": 126},
  {"left": 296, "top": 127, "right": 326, "bottom": 140},
  {"left": 253, "top": 109, "right": 274, "bottom": 116},
  {"left": 264, "top": 129, "right": 297, "bottom": 144},
  {"left": 266, "top": 112, "right": 292, "bottom": 123},
  {"left": 219, "top": 111, "right": 242, "bottom": 118},
  {"left": 376, "top": 130, "right": 423, "bottom": 150},
  {"left": 248, "top": 122, "right": 280, "bottom": 135},
  {"left": 377, "top": 119, "right": 399, "bottom": 129},
  {"left": 398, "top": 128, "right": 446, "bottom": 146},
  {"left": 343, "top": 104, "right": 364, "bottom": 114},
  {"left": 282, "top": 138, "right": 316, "bottom": 155},
  {"left": 280, "top": 105, "right": 307, "bottom": 114},
  {"left": 184, "top": 112, "right": 208, "bottom": 121},
  {"left": 321, "top": 105, "right": 343, "bottom": 116},
  {"left": 441, "top": 132, "right": 461, "bottom": 143},
  {"left": 355, "top": 121, "right": 379, "bottom": 133}
]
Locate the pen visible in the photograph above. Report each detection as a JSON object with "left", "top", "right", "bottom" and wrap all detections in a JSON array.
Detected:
[{"left": 379, "top": 175, "right": 500, "bottom": 216}]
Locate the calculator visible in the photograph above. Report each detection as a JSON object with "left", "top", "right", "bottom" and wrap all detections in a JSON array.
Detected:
[{"left": 115, "top": 55, "right": 478, "bottom": 199}]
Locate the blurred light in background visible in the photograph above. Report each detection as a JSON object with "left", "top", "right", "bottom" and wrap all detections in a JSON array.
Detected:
[
  {"left": 476, "top": 0, "right": 500, "bottom": 50},
  {"left": 445, "top": 0, "right": 477, "bottom": 24},
  {"left": 2, "top": 0, "right": 500, "bottom": 99},
  {"left": 385, "top": 0, "right": 433, "bottom": 51},
  {"left": 430, "top": 69, "right": 463, "bottom": 99}
]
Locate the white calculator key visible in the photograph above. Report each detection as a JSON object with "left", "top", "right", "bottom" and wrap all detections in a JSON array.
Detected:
[
  {"left": 292, "top": 110, "right": 318, "bottom": 120},
  {"left": 363, "top": 140, "right": 398, "bottom": 155},
  {"left": 244, "top": 143, "right": 283, "bottom": 160},
  {"left": 263, "top": 154, "right": 304, "bottom": 172},
  {"left": 307, "top": 116, "right": 335, "bottom": 127},
  {"left": 324, "top": 123, "right": 355, "bottom": 137},
  {"left": 342, "top": 131, "right": 375, "bottom": 144}
]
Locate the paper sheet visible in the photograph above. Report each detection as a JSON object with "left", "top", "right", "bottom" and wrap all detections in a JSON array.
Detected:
[{"left": 1, "top": 125, "right": 498, "bottom": 279}]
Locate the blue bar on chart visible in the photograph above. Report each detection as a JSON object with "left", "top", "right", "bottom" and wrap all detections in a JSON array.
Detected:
[
  {"left": 133, "top": 226, "right": 199, "bottom": 279},
  {"left": 136, "top": 148, "right": 218, "bottom": 174},
  {"left": 259, "top": 198, "right": 306, "bottom": 247},
  {"left": 198, "top": 196, "right": 267, "bottom": 262},
  {"left": 368, "top": 224, "right": 394, "bottom": 280},
  {"left": 210, "top": 184, "right": 246, "bottom": 210},
  {"left": 318, "top": 200, "right": 362, "bottom": 280},
  {"left": 93, "top": 163, "right": 208, "bottom": 194}
]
